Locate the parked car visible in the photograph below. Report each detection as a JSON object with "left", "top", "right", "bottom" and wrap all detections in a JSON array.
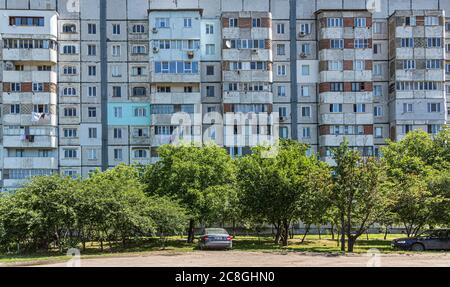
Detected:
[
  {"left": 198, "top": 228, "right": 233, "bottom": 250},
  {"left": 392, "top": 229, "right": 450, "bottom": 251}
]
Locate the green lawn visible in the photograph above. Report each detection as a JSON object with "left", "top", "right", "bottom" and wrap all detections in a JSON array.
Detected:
[{"left": 0, "top": 234, "right": 425, "bottom": 265}]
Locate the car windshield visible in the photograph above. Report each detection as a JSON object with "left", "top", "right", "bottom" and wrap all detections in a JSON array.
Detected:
[{"left": 205, "top": 228, "right": 228, "bottom": 235}]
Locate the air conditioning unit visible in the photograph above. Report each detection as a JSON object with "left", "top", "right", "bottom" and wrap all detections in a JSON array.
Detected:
[
  {"left": 152, "top": 27, "right": 158, "bottom": 33},
  {"left": 187, "top": 51, "right": 194, "bottom": 59},
  {"left": 298, "top": 31, "right": 306, "bottom": 37},
  {"left": 279, "top": 116, "right": 287, "bottom": 121},
  {"left": 251, "top": 49, "right": 258, "bottom": 54},
  {"left": 299, "top": 52, "right": 307, "bottom": 58},
  {"left": 152, "top": 47, "right": 159, "bottom": 53}
]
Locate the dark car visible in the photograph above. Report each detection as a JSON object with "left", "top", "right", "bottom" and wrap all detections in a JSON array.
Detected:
[{"left": 392, "top": 229, "right": 450, "bottom": 251}]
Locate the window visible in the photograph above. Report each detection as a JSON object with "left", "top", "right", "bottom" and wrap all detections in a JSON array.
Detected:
[
  {"left": 63, "top": 45, "right": 76, "bottom": 54},
  {"left": 206, "top": 86, "right": 215, "bottom": 97},
  {"left": 327, "top": 18, "right": 343, "bottom": 27},
  {"left": 426, "top": 59, "right": 441, "bottom": 69},
  {"left": 427, "top": 103, "right": 441, "bottom": 113},
  {"left": 88, "top": 23, "right": 96, "bottom": 34},
  {"left": 133, "top": 87, "right": 146, "bottom": 96},
  {"left": 64, "top": 149, "right": 77, "bottom": 158},
  {"left": 301, "top": 106, "right": 311, "bottom": 117},
  {"left": 354, "top": 103, "right": 366, "bottom": 113},
  {"left": 279, "top": 107, "right": 287, "bottom": 117},
  {"left": 63, "top": 24, "right": 76, "bottom": 33},
  {"left": 113, "top": 128, "right": 122, "bottom": 139},
  {"left": 88, "top": 65, "right": 96, "bottom": 76},
  {"left": 301, "top": 43, "right": 310, "bottom": 55},
  {"left": 446, "top": 64, "right": 450, "bottom": 74},
  {"left": 88, "top": 86, "right": 97, "bottom": 97},
  {"left": 229, "top": 18, "right": 238, "bottom": 27},
  {"left": 328, "top": 60, "right": 343, "bottom": 71},
  {"left": 63, "top": 87, "right": 76, "bottom": 96},
  {"left": 114, "top": 149, "right": 123, "bottom": 160},
  {"left": 88, "top": 107, "right": 97, "bottom": 118},
  {"left": 111, "top": 24, "right": 121, "bottom": 35},
  {"left": 403, "top": 103, "right": 413, "bottom": 113},
  {"left": 111, "top": 65, "right": 121, "bottom": 77},
  {"left": 157, "top": 86, "right": 171, "bottom": 93},
  {"left": 9, "top": 17, "right": 44, "bottom": 27},
  {"left": 132, "top": 24, "right": 145, "bottom": 33},
  {"left": 301, "top": 65, "right": 310, "bottom": 76},
  {"left": 206, "top": 65, "right": 214, "bottom": 75},
  {"left": 428, "top": 124, "right": 441, "bottom": 134},
  {"left": 302, "top": 127, "right": 311, "bottom": 138},
  {"left": 277, "top": 86, "right": 286, "bottom": 97},
  {"left": 132, "top": 66, "right": 145, "bottom": 76},
  {"left": 300, "top": 23, "right": 310, "bottom": 34},
  {"left": 63, "top": 128, "right": 77, "bottom": 138},
  {"left": 88, "top": 44, "right": 96, "bottom": 56},
  {"left": 374, "top": 106, "right": 383, "bottom": 117},
  {"left": 113, "top": 107, "right": 122, "bottom": 118},
  {"left": 155, "top": 18, "right": 169, "bottom": 28},
  {"left": 88, "top": 128, "right": 97, "bottom": 139},
  {"left": 10, "top": 104, "right": 20, "bottom": 114},
  {"left": 354, "top": 38, "right": 369, "bottom": 49},
  {"left": 330, "top": 39, "right": 343, "bottom": 49},
  {"left": 133, "top": 149, "right": 147, "bottom": 158},
  {"left": 402, "top": 60, "right": 416, "bottom": 70},
  {"left": 330, "top": 82, "right": 344, "bottom": 92},
  {"left": 354, "top": 18, "right": 366, "bottom": 27},
  {"left": 132, "top": 45, "right": 146, "bottom": 54},
  {"left": 184, "top": 18, "right": 192, "bottom": 28},
  {"left": 405, "top": 16, "right": 416, "bottom": 26},
  {"left": 134, "top": 128, "right": 149, "bottom": 138},
  {"left": 402, "top": 125, "right": 413, "bottom": 134},
  {"left": 151, "top": 105, "right": 174, "bottom": 114},
  {"left": 64, "top": 108, "right": 77, "bottom": 117},
  {"left": 427, "top": 38, "right": 441, "bottom": 48},
  {"left": 425, "top": 16, "right": 439, "bottom": 26},
  {"left": 401, "top": 38, "right": 414, "bottom": 48},
  {"left": 112, "top": 45, "right": 121, "bottom": 56},
  {"left": 205, "top": 24, "right": 214, "bottom": 34},
  {"left": 134, "top": 107, "right": 147, "bottom": 117},
  {"left": 279, "top": 127, "right": 288, "bottom": 139},
  {"left": 373, "top": 43, "right": 381, "bottom": 54},
  {"left": 330, "top": 104, "right": 342, "bottom": 113},
  {"left": 277, "top": 44, "right": 285, "bottom": 56},
  {"left": 373, "top": 63, "right": 382, "bottom": 76},
  {"left": 277, "top": 65, "right": 286, "bottom": 76},
  {"left": 373, "top": 22, "right": 383, "bottom": 33},
  {"left": 206, "top": 44, "right": 215, "bottom": 55},
  {"left": 374, "top": 85, "right": 382, "bottom": 97},
  {"left": 375, "top": 127, "right": 383, "bottom": 138},
  {"left": 446, "top": 23, "right": 450, "bottom": 31},
  {"left": 277, "top": 23, "right": 285, "bottom": 34},
  {"left": 351, "top": 82, "right": 366, "bottom": 92},
  {"left": 252, "top": 18, "right": 261, "bottom": 28},
  {"left": 354, "top": 60, "right": 364, "bottom": 71},
  {"left": 184, "top": 86, "right": 193, "bottom": 93},
  {"left": 63, "top": 66, "right": 77, "bottom": 75},
  {"left": 87, "top": 149, "right": 97, "bottom": 160},
  {"left": 32, "top": 83, "right": 43, "bottom": 92},
  {"left": 112, "top": 86, "right": 121, "bottom": 98},
  {"left": 301, "top": 86, "right": 309, "bottom": 97}
]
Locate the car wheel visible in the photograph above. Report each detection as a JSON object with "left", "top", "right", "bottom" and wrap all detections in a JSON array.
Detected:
[{"left": 411, "top": 243, "right": 425, "bottom": 252}]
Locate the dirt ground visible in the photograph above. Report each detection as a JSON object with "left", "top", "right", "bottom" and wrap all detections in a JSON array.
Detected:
[{"left": 35, "top": 251, "right": 450, "bottom": 267}]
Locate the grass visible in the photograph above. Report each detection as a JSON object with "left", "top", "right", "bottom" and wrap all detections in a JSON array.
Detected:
[{"left": 0, "top": 234, "right": 435, "bottom": 265}]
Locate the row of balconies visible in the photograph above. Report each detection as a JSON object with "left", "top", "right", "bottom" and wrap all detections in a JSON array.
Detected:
[
  {"left": 222, "top": 49, "right": 272, "bottom": 61},
  {"left": 319, "top": 134, "right": 374, "bottom": 147},
  {"left": 1, "top": 71, "right": 57, "bottom": 83},
  {"left": 320, "top": 70, "right": 372, "bottom": 82},
  {"left": 320, "top": 113, "right": 374, "bottom": 125},
  {"left": 2, "top": 48, "right": 57, "bottom": 63},
  {"left": 2, "top": 92, "right": 57, "bottom": 105}
]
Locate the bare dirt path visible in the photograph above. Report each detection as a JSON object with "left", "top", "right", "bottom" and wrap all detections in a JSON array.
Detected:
[{"left": 34, "top": 251, "right": 450, "bottom": 267}]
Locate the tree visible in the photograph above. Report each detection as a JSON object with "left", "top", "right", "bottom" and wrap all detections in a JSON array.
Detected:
[
  {"left": 237, "top": 140, "right": 329, "bottom": 246},
  {"left": 331, "top": 140, "right": 387, "bottom": 252},
  {"left": 141, "top": 143, "right": 236, "bottom": 243}
]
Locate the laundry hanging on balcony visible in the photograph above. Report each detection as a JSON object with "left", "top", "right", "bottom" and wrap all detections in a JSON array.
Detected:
[{"left": 31, "top": 112, "right": 47, "bottom": 122}]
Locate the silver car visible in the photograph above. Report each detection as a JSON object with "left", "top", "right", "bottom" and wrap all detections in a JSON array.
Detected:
[{"left": 198, "top": 228, "right": 233, "bottom": 250}]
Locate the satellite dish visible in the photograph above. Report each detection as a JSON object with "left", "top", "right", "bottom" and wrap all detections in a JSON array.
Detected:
[{"left": 225, "top": 40, "right": 231, "bottom": 48}]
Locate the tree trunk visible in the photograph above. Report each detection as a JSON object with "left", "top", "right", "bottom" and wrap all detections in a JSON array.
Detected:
[
  {"left": 274, "top": 221, "right": 281, "bottom": 244},
  {"left": 318, "top": 226, "right": 321, "bottom": 239},
  {"left": 187, "top": 219, "right": 195, "bottom": 243},
  {"left": 347, "top": 236, "right": 356, "bottom": 252},
  {"left": 340, "top": 213, "right": 346, "bottom": 251},
  {"left": 384, "top": 226, "right": 388, "bottom": 240},
  {"left": 301, "top": 224, "right": 310, "bottom": 243},
  {"left": 100, "top": 240, "right": 103, "bottom": 252},
  {"left": 281, "top": 220, "right": 289, "bottom": 247},
  {"left": 330, "top": 223, "right": 335, "bottom": 240}
]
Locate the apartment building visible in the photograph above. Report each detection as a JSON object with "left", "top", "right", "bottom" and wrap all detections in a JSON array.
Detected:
[{"left": 0, "top": 0, "right": 449, "bottom": 190}]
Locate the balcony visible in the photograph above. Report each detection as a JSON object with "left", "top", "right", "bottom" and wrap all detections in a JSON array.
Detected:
[
  {"left": 3, "top": 157, "right": 58, "bottom": 169},
  {"left": 223, "top": 70, "right": 272, "bottom": 82},
  {"left": 222, "top": 49, "right": 272, "bottom": 61},
  {"left": 3, "top": 135, "right": 57, "bottom": 148},
  {"left": 2, "top": 92, "right": 57, "bottom": 105},
  {"left": 3, "top": 114, "right": 57, "bottom": 126},
  {"left": 319, "top": 134, "right": 373, "bottom": 147},
  {"left": 2, "top": 49, "right": 57, "bottom": 63},
  {"left": 151, "top": 92, "right": 201, "bottom": 104},
  {"left": 223, "top": 91, "right": 273, "bottom": 104},
  {"left": 150, "top": 73, "right": 200, "bottom": 83},
  {"left": 2, "top": 71, "right": 57, "bottom": 83}
]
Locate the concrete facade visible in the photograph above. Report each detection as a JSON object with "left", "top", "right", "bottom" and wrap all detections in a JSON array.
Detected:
[{"left": 0, "top": 0, "right": 449, "bottom": 190}]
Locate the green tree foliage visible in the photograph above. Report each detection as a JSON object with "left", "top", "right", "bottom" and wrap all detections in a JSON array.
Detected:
[
  {"left": 331, "top": 140, "right": 387, "bottom": 252},
  {"left": 141, "top": 143, "right": 236, "bottom": 242},
  {"left": 237, "top": 140, "right": 331, "bottom": 246}
]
